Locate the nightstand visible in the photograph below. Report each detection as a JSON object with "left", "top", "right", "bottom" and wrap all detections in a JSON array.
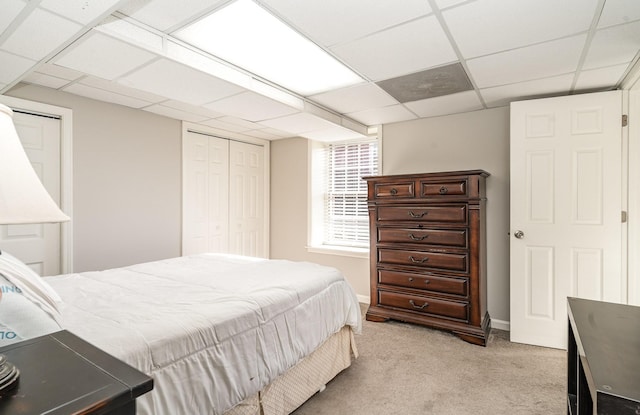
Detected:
[{"left": 0, "top": 330, "right": 153, "bottom": 414}]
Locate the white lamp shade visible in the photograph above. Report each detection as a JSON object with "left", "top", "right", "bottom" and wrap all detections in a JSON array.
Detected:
[{"left": 0, "top": 103, "right": 69, "bottom": 224}]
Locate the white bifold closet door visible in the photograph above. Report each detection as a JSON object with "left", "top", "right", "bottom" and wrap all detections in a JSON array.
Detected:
[{"left": 183, "top": 131, "right": 266, "bottom": 258}]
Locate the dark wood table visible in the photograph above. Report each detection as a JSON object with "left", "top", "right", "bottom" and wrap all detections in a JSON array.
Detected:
[
  {"left": 0, "top": 330, "right": 153, "bottom": 414},
  {"left": 567, "top": 297, "right": 640, "bottom": 414}
]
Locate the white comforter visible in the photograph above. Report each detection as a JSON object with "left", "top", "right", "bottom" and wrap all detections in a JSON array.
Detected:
[{"left": 47, "top": 254, "right": 362, "bottom": 415}]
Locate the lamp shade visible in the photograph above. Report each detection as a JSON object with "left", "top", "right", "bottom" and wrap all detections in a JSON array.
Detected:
[{"left": 0, "top": 103, "right": 69, "bottom": 225}]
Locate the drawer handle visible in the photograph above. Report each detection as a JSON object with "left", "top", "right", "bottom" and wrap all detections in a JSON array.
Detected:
[
  {"left": 439, "top": 186, "right": 448, "bottom": 195},
  {"left": 408, "top": 211, "right": 427, "bottom": 218},
  {"left": 409, "top": 300, "right": 429, "bottom": 310},
  {"left": 409, "top": 256, "right": 429, "bottom": 264},
  {"left": 390, "top": 188, "right": 398, "bottom": 195},
  {"left": 408, "top": 233, "right": 429, "bottom": 241}
]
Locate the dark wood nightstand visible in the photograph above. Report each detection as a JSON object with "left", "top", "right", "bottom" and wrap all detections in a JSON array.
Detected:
[
  {"left": 567, "top": 298, "right": 640, "bottom": 414},
  {"left": 0, "top": 330, "right": 153, "bottom": 415}
]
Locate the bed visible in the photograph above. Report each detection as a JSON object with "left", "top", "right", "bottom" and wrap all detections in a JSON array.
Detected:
[{"left": 0, "top": 253, "right": 362, "bottom": 415}]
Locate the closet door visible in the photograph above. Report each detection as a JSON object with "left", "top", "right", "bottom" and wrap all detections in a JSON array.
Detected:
[
  {"left": 183, "top": 130, "right": 267, "bottom": 257},
  {"left": 229, "top": 140, "right": 265, "bottom": 257}
]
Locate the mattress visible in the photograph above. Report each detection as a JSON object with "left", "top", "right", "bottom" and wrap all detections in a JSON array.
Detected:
[{"left": 46, "top": 254, "right": 362, "bottom": 415}]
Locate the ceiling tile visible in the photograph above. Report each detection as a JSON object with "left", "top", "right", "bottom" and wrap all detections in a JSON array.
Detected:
[
  {"left": 262, "top": 0, "right": 431, "bottom": 47},
  {"left": 435, "top": 0, "right": 468, "bottom": 9},
  {"left": 259, "top": 112, "right": 335, "bottom": 134},
  {"left": 310, "top": 83, "right": 397, "bottom": 114},
  {"left": 575, "top": 64, "right": 629, "bottom": 90},
  {"left": 376, "top": 63, "right": 473, "bottom": 103},
  {"left": 62, "top": 83, "right": 154, "bottom": 108},
  {"left": 583, "top": 21, "right": 640, "bottom": 70},
  {"left": 79, "top": 76, "right": 166, "bottom": 103},
  {"left": 217, "top": 116, "right": 262, "bottom": 130},
  {"left": 444, "top": 0, "right": 598, "bottom": 58},
  {"left": 299, "top": 125, "right": 366, "bottom": 142},
  {"left": 467, "top": 34, "right": 586, "bottom": 88},
  {"left": 118, "top": 0, "right": 225, "bottom": 32},
  {"left": 347, "top": 104, "right": 417, "bottom": 125},
  {"left": 243, "top": 128, "right": 291, "bottom": 140},
  {"left": 0, "top": 0, "right": 26, "bottom": 34},
  {"left": 161, "top": 100, "right": 224, "bottom": 119},
  {"left": 597, "top": 0, "right": 640, "bottom": 28},
  {"left": 143, "top": 104, "right": 210, "bottom": 122},
  {"left": 200, "top": 118, "right": 253, "bottom": 133},
  {"left": 23, "top": 72, "right": 72, "bottom": 89},
  {"left": 119, "top": 58, "right": 245, "bottom": 106},
  {"left": 404, "top": 91, "right": 483, "bottom": 118},
  {"left": 54, "top": 31, "right": 158, "bottom": 80},
  {"left": 40, "top": 0, "right": 123, "bottom": 25},
  {"left": 330, "top": 15, "right": 457, "bottom": 81},
  {"left": 36, "top": 63, "right": 86, "bottom": 81},
  {"left": 204, "top": 91, "right": 299, "bottom": 122},
  {"left": 2, "top": 8, "right": 82, "bottom": 60},
  {"left": 479, "top": 74, "right": 574, "bottom": 108},
  {"left": 0, "top": 50, "right": 35, "bottom": 84}
]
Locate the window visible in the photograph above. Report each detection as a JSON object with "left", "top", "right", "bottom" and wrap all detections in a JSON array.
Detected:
[{"left": 309, "top": 138, "right": 378, "bottom": 254}]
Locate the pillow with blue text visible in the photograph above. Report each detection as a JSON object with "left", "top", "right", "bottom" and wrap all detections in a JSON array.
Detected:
[{"left": 0, "top": 252, "right": 62, "bottom": 346}]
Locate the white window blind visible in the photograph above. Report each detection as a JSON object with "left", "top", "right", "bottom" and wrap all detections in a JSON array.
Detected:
[{"left": 324, "top": 139, "right": 378, "bottom": 247}]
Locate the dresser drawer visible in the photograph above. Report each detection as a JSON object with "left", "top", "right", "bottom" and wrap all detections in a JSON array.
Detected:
[
  {"left": 374, "top": 181, "right": 414, "bottom": 198},
  {"left": 378, "top": 269, "right": 468, "bottom": 296},
  {"left": 421, "top": 180, "right": 467, "bottom": 197},
  {"left": 378, "top": 228, "right": 467, "bottom": 248},
  {"left": 378, "top": 290, "right": 469, "bottom": 321},
  {"left": 377, "top": 205, "right": 467, "bottom": 223},
  {"left": 378, "top": 249, "right": 468, "bottom": 272}
]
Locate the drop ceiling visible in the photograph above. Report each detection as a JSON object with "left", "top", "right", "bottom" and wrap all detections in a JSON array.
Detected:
[{"left": 1, "top": 0, "right": 639, "bottom": 142}]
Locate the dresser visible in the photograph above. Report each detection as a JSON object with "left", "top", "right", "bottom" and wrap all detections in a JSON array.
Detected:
[{"left": 365, "top": 170, "right": 490, "bottom": 346}]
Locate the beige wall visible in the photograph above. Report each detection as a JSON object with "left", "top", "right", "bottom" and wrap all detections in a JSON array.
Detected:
[
  {"left": 6, "top": 84, "right": 182, "bottom": 272},
  {"left": 270, "top": 107, "right": 511, "bottom": 324}
]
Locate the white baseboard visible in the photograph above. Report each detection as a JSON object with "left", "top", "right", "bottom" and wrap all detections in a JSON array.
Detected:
[
  {"left": 357, "top": 294, "right": 370, "bottom": 304},
  {"left": 491, "top": 318, "right": 510, "bottom": 331}
]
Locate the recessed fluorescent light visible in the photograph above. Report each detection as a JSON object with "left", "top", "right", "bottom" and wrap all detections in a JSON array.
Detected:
[{"left": 173, "top": 0, "right": 363, "bottom": 96}]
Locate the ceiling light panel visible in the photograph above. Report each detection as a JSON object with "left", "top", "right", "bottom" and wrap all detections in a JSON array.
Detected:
[
  {"left": 443, "top": 0, "right": 598, "bottom": 58},
  {"left": 2, "top": 8, "right": 82, "bottom": 61},
  {"left": 330, "top": 16, "right": 457, "bottom": 82},
  {"left": 173, "top": 0, "right": 363, "bottom": 96},
  {"left": 261, "top": 0, "right": 431, "bottom": 47}
]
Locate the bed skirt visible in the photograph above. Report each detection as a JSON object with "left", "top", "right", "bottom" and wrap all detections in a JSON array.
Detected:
[{"left": 225, "top": 326, "right": 358, "bottom": 415}]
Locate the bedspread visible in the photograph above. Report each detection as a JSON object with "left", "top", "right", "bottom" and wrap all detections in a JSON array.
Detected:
[{"left": 46, "top": 254, "right": 362, "bottom": 415}]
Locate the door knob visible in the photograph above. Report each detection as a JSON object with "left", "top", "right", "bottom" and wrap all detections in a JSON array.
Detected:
[{"left": 514, "top": 230, "right": 525, "bottom": 239}]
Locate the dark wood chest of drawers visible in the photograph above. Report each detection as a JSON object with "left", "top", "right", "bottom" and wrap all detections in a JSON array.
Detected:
[{"left": 365, "top": 170, "right": 491, "bottom": 346}]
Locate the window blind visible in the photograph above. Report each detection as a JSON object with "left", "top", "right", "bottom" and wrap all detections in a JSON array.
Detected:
[{"left": 324, "top": 140, "right": 378, "bottom": 247}]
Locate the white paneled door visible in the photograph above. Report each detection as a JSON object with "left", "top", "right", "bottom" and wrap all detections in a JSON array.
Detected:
[
  {"left": 183, "top": 131, "right": 267, "bottom": 258},
  {"left": 0, "top": 112, "right": 62, "bottom": 276},
  {"left": 510, "top": 90, "right": 624, "bottom": 349}
]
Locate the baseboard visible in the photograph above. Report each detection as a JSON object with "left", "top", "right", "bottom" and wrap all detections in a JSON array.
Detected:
[
  {"left": 491, "top": 318, "right": 510, "bottom": 331},
  {"left": 357, "top": 294, "right": 370, "bottom": 305}
]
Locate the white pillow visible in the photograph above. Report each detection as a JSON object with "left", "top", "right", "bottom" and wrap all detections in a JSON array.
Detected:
[
  {"left": 0, "top": 252, "right": 61, "bottom": 322},
  {"left": 0, "top": 273, "right": 61, "bottom": 346}
]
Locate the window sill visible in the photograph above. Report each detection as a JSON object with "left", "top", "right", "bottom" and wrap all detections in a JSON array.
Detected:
[{"left": 306, "top": 245, "right": 369, "bottom": 259}]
